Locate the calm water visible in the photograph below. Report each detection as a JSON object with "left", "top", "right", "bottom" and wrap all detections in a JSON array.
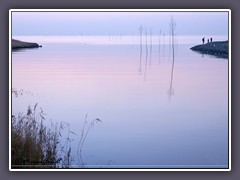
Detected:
[{"left": 12, "top": 36, "right": 229, "bottom": 168}]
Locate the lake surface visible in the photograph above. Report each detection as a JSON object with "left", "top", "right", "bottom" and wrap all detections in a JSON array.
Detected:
[{"left": 12, "top": 36, "right": 229, "bottom": 168}]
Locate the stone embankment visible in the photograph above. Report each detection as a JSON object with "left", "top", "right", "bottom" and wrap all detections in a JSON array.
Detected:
[
  {"left": 190, "top": 41, "right": 228, "bottom": 58},
  {"left": 12, "top": 39, "right": 42, "bottom": 49}
]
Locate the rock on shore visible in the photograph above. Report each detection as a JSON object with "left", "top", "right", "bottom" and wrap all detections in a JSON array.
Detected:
[
  {"left": 12, "top": 39, "right": 42, "bottom": 49},
  {"left": 190, "top": 41, "right": 228, "bottom": 58}
]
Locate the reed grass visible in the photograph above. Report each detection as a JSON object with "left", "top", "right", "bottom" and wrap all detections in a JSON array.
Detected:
[
  {"left": 11, "top": 104, "right": 61, "bottom": 168},
  {"left": 11, "top": 102, "right": 102, "bottom": 168},
  {"left": 77, "top": 114, "right": 102, "bottom": 166}
]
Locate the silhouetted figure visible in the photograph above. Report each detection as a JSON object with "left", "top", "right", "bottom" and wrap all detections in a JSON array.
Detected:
[
  {"left": 207, "top": 39, "right": 209, "bottom": 43},
  {"left": 202, "top": 37, "right": 205, "bottom": 44},
  {"left": 210, "top": 37, "right": 212, "bottom": 42}
]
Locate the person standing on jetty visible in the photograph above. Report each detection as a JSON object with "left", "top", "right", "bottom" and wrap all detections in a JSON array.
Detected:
[
  {"left": 210, "top": 37, "right": 213, "bottom": 42},
  {"left": 202, "top": 37, "right": 205, "bottom": 44}
]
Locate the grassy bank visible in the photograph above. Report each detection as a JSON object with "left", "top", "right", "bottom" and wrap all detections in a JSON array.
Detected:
[
  {"left": 190, "top": 41, "right": 228, "bottom": 58},
  {"left": 12, "top": 39, "right": 42, "bottom": 50}
]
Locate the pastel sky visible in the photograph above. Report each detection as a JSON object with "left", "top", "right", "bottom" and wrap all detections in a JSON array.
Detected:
[{"left": 11, "top": 11, "right": 229, "bottom": 36}]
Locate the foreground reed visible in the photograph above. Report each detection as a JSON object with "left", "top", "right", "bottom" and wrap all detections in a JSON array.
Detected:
[
  {"left": 11, "top": 104, "right": 61, "bottom": 168},
  {"left": 11, "top": 102, "right": 102, "bottom": 168}
]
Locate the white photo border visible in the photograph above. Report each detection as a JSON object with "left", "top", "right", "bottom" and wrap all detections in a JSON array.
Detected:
[{"left": 9, "top": 9, "right": 231, "bottom": 172}]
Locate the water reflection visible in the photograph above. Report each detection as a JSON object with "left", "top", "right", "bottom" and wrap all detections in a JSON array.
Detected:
[
  {"left": 12, "top": 36, "right": 229, "bottom": 168},
  {"left": 168, "top": 17, "right": 176, "bottom": 101},
  {"left": 149, "top": 28, "right": 153, "bottom": 67},
  {"left": 139, "top": 26, "right": 143, "bottom": 74},
  {"left": 163, "top": 32, "right": 165, "bottom": 58},
  {"left": 144, "top": 28, "right": 148, "bottom": 81},
  {"left": 168, "top": 57, "right": 175, "bottom": 101},
  {"left": 159, "top": 30, "right": 161, "bottom": 63}
]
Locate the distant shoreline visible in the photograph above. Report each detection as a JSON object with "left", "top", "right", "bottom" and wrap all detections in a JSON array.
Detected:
[
  {"left": 12, "top": 39, "right": 42, "bottom": 50},
  {"left": 190, "top": 41, "right": 228, "bottom": 59}
]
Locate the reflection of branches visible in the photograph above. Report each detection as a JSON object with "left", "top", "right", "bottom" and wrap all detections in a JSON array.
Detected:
[
  {"left": 159, "top": 30, "right": 161, "bottom": 63},
  {"left": 145, "top": 27, "right": 148, "bottom": 58},
  {"left": 168, "top": 69, "right": 174, "bottom": 101},
  {"left": 170, "top": 16, "right": 176, "bottom": 62},
  {"left": 168, "top": 16, "right": 176, "bottom": 101},
  {"left": 149, "top": 28, "right": 153, "bottom": 66},
  {"left": 144, "top": 27, "right": 148, "bottom": 81},
  {"left": 139, "top": 25, "right": 143, "bottom": 73},
  {"left": 168, "top": 30, "right": 172, "bottom": 59},
  {"left": 175, "top": 32, "right": 179, "bottom": 50},
  {"left": 163, "top": 32, "right": 165, "bottom": 58}
]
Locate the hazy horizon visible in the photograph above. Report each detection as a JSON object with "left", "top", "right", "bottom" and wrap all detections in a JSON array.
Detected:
[{"left": 12, "top": 11, "right": 229, "bottom": 37}]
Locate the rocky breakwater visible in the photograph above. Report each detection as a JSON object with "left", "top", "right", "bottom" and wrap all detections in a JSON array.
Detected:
[
  {"left": 12, "top": 39, "right": 42, "bottom": 50},
  {"left": 190, "top": 41, "right": 228, "bottom": 59}
]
